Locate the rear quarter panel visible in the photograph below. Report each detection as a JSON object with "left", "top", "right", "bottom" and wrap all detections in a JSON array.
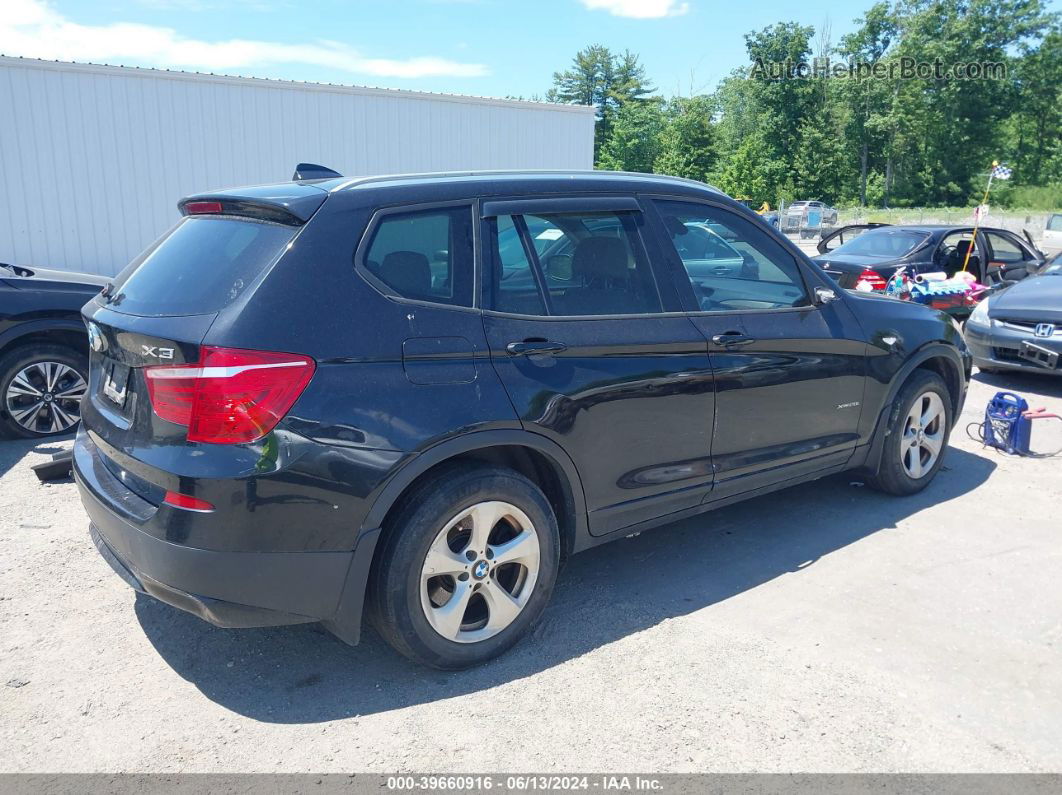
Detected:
[{"left": 201, "top": 198, "right": 521, "bottom": 538}]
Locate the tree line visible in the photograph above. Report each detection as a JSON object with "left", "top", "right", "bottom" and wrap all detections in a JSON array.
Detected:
[{"left": 546, "top": 0, "right": 1061, "bottom": 209}]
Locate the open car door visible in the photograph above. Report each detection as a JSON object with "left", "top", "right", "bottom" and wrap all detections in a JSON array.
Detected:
[{"left": 816, "top": 223, "right": 891, "bottom": 255}]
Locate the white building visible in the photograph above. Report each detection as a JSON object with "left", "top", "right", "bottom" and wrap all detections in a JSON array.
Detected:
[{"left": 0, "top": 57, "right": 595, "bottom": 276}]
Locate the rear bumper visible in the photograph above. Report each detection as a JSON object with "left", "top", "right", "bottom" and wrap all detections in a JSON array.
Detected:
[
  {"left": 73, "top": 429, "right": 371, "bottom": 637},
  {"left": 87, "top": 523, "right": 320, "bottom": 628},
  {"left": 965, "top": 323, "right": 1062, "bottom": 376}
]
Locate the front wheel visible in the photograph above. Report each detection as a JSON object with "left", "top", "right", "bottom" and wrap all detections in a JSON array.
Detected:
[
  {"left": 368, "top": 464, "right": 560, "bottom": 669},
  {"left": 866, "top": 370, "right": 953, "bottom": 495}
]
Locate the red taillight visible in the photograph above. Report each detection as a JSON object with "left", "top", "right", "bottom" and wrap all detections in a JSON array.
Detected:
[
  {"left": 855, "top": 268, "right": 888, "bottom": 291},
  {"left": 145, "top": 346, "right": 316, "bottom": 444},
  {"left": 184, "top": 201, "right": 223, "bottom": 215},
  {"left": 164, "top": 491, "right": 215, "bottom": 512}
]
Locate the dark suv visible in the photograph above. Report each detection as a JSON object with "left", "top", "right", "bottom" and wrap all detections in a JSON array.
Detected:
[{"left": 75, "top": 171, "right": 970, "bottom": 669}]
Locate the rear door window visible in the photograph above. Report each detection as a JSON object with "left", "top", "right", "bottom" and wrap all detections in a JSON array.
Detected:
[
  {"left": 362, "top": 206, "right": 474, "bottom": 307},
  {"left": 107, "top": 217, "right": 296, "bottom": 316},
  {"left": 487, "top": 210, "right": 662, "bottom": 316}
]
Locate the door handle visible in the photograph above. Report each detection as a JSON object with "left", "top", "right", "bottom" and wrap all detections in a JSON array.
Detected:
[
  {"left": 711, "top": 331, "right": 755, "bottom": 347},
  {"left": 506, "top": 340, "right": 568, "bottom": 356}
]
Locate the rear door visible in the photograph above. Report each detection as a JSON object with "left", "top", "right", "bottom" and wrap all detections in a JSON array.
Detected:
[
  {"left": 648, "top": 197, "right": 868, "bottom": 500},
  {"left": 479, "top": 197, "right": 716, "bottom": 536}
]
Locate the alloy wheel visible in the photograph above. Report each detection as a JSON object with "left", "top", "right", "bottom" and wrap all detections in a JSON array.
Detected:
[
  {"left": 5, "top": 361, "right": 87, "bottom": 435},
  {"left": 419, "top": 500, "right": 541, "bottom": 644},
  {"left": 901, "top": 391, "right": 946, "bottom": 479}
]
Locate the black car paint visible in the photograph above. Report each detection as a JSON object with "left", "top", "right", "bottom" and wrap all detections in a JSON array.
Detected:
[
  {"left": 74, "top": 172, "right": 970, "bottom": 646},
  {"left": 813, "top": 224, "right": 1044, "bottom": 289},
  {"left": 0, "top": 264, "right": 105, "bottom": 349},
  {"left": 0, "top": 264, "right": 104, "bottom": 430}
]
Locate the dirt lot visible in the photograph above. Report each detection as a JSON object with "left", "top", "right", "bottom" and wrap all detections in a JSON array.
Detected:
[{"left": 1, "top": 368, "right": 1061, "bottom": 774}]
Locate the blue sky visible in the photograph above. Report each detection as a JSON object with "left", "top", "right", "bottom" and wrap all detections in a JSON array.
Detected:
[{"left": 1, "top": 0, "right": 1054, "bottom": 101}]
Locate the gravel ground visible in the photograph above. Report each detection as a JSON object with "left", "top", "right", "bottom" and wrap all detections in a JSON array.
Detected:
[{"left": 1, "top": 368, "right": 1060, "bottom": 774}]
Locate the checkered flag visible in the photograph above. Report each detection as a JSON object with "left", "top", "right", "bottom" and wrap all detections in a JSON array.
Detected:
[{"left": 991, "top": 164, "right": 1012, "bottom": 180}]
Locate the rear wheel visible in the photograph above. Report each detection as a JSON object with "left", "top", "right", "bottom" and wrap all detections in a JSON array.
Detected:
[
  {"left": 368, "top": 464, "right": 560, "bottom": 669},
  {"left": 866, "top": 370, "right": 952, "bottom": 495},
  {"left": 0, "top": 344, "right": 88, "bottom": 438}
]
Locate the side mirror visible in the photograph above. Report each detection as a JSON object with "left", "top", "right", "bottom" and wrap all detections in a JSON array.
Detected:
[{"left": 814, "top": 286, "right": 839, "bottom": 304}]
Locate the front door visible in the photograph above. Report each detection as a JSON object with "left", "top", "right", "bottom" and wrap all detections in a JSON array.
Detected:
[
  {"left": 982, "top": 230, "right": 1044, "bottom": 282},
  {"left": 648, "top": 197, "right": 868, "bottom": 500},
  {"left": 479, "top": 199, "right": 716, "bottom": 536}
]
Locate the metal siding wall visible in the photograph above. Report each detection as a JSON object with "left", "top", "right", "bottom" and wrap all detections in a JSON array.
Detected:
[{"left": 0, "top": 59, "right": 595, "bottom": 276}]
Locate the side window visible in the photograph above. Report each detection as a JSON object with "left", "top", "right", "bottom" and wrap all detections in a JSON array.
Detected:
[
  {"left": 487, "top": 210, "right": 662, "bottom": 316},
  {"left": 985, "top": 232, "right": 1028, "bottom": 264},
  {"left": 493, "top": 215, "right": 547, "bottom": 316},
  {"left": 363, "top": 207, "right": 474, "bottom": 306},
  {"left": 654, "top": 200, "right": 809, "bottom": 311},
  {"left": 936, "top": 231, "right": 983, "bottom": 276}
]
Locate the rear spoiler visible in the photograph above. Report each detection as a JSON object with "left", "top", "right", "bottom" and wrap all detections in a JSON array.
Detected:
[{"left": 178, "top": 182, "right": 330, "bottom": 225}]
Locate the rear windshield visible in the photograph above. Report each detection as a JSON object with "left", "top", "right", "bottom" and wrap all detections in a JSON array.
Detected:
[
  {"left": 829, "top": 229, "right": 929, "bottom": 258},
  {"left": 105, "top": 216, "right": 296, "bottom": 316}
]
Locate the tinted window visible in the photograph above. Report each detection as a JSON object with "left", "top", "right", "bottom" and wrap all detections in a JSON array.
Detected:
[
  {"left": 985, "top": 232, "right": 1026, "bottom": 264},
  {"left": 655, "top": 200, "right": 809, "bottom": 311},
  {"left": 1047, "top": 214, "right": 1062, "bottom": 232},
  {"left": 488, "top": 211, "right": 661, "bottom": 316},
  {"left": 829, "top": 229, "right": 929, "bottom": 258},
  {"left": 364, "top": 207, "right": 474, "bottom": 306},
  {"left": 493, "top": 215, "right": 546, "bottom": 315},
  {"left": 107, "top": 217, "right": 295, "bottom": 317}
]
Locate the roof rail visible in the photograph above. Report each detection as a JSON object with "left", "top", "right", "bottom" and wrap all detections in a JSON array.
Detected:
[{"left": 332, "top": 169, "right": 725, "bottom": 194}]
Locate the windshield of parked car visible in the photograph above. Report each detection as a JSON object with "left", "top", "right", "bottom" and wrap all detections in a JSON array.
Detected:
[
  {"left": 1047, "top": 214, "right": 1062, "bottom": 231},
  {"left": 828, "top": 228, "right": 929, "bottom": 258}
]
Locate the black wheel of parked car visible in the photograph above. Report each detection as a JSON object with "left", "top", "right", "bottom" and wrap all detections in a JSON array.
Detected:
[
  {"left": 0, "top": 344, "right": 89, "bottom": 438},
  {"left": 368, "top": 464, "right": 561, "bottom": 669},
  {"left": 866, "top": 370, "right": 953, "bottom": 496}
]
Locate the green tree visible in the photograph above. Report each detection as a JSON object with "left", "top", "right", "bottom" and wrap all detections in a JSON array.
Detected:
[
  {"left": 791, "top": 111, "right": 855, "bottom": 204},
  {"left": 551, "top": 45, "right": 655, "bottom": 158},
  {"left": 596, "top": 100, "right": 665, "bottom": 173},
  {"left": 716, "top": 131, "right": 790, "bottom": 205},
  {"left": 884, "top": 0, "right": 1053, "bottom": 204},
  {"left": 744, "top": 22, "right": 818, "bottom": 165},
  {"left": 1006, "top": 29, "right": 1062, "bottom": 185},
  {"left": 836, "top": 2, "right": 897, "bottom": 204},
  {"left": 654, "top": 96, "right": 717, "bottom": 182}
]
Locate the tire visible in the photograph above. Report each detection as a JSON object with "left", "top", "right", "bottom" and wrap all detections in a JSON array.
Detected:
[
  {"left": 0, "top": 344, "right": 89, "bottom": 439},
  {"left": 866, "top": 370, "right": 953, "bottom": 496},
  {"left": 368, "top": 463, "right": 561, "bottom": 669}
]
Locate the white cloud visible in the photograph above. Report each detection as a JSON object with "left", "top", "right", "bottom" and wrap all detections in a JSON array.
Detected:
[
  {"left": 0, "top": 0, "right": 489, "bottom": 79},
  {"left": 580, "top": 0, "right": 690, "bottom": 18}
]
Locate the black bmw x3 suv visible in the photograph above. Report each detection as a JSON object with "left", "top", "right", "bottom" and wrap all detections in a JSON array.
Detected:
[{"left": 76, "top": 171, "right": 970, "bottom": 669}]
